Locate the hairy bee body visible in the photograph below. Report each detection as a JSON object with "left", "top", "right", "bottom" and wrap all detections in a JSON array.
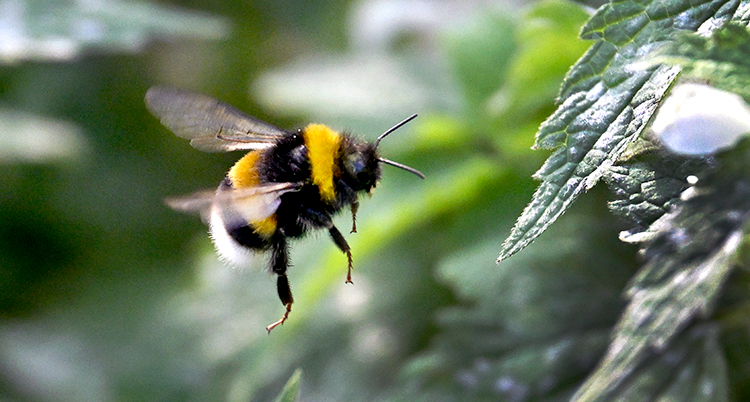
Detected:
[
  {"left": 145, "top": 86, "right": 420, "bottom": 332},
  {"left": 212, "top": 127, "right": 375, "bottom": 268}
]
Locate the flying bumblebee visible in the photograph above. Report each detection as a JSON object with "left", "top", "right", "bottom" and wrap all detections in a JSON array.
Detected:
[{"left": 145, "top": 86, "right": 424, "bottom": 332}]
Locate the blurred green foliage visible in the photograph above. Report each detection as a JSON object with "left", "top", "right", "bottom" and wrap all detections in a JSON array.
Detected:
[
  {"left": 644, "top": 23, "right": 750, "bottom": 103},
  {"left": 0, "top": 1, "right": 592, "bottom": 400},
  {"left": 9, "top": 0, "right": 749, "bottom": 401},
  {"left": 273, "top": 369, "right": 301, "bottom": 402}
]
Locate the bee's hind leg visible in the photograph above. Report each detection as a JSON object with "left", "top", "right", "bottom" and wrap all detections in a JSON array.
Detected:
[{"left": 266, "top": 234, "right": 293, "bottom": 333}]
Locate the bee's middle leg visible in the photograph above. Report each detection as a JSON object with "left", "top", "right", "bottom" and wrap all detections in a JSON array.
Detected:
[
  {"left": 301, "top": 209, "right": 354, "bottom": 284},
  {"left": 328, "top": 226, "right": 353, "bottom": 284}
]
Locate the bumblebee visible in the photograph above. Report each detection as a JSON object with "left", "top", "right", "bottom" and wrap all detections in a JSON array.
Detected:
[{"left": 145, "top": 86, "right": 423, "bottom": 332}]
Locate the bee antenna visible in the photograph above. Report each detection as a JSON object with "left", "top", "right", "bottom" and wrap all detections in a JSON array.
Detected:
[
  {"left": 378, "top": 157, "right": 425, "bottom": 179},
  {"left": 375, "top": 114, "right": 418, "bottom": 148}
]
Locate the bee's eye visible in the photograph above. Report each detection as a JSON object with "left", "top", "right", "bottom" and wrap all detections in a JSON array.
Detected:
[{"left": 346, "top": 155, "right": 366, "bottom": 176}]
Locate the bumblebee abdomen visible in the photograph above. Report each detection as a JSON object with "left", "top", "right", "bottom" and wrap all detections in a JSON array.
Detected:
[
  {"left": 227, "top": 150, "right": 263, "bottom": 188},
  {"left": 209, "top": 202, "right": 268, "bottom": 267},
  {"left": 225, "top": 222, "right": 269, "bottom": 249},
  {"left": 226, "top": 152, "right": 278, "bottom": 239}
]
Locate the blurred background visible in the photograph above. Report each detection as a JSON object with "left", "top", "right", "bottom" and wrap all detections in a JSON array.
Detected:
[{"left": 0, "top": 0, "right": 637, "bottom": 401}]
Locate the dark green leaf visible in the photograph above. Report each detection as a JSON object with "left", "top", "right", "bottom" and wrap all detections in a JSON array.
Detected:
[
  {"left": 574, "top": 138, "right": 750, "bottom": 401},
  {"left": 644, "top": 23, "right": 750, "bottom": 101},
  {"left": 395, "top": 199, "right": 634, "bottom": 402},
  {"left": 579, "top": 324, "right": 728, "bottom": 402},
  {"left": 498, "top": 0, "right": 741, "bottom": 261},
  {"left": 603, "top": 155, "right": 712, "bottom": 234}
]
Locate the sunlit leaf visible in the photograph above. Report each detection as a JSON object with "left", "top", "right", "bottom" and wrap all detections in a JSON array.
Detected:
[{"left": 498, "top": 0, "right": 740, "bottom": 261}]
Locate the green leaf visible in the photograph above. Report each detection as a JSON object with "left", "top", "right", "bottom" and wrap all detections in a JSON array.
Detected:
[
  {"left": 443, "top": 13, "right": 517, "bottom": 106},
  {"left": 1, "top": 0, "right": 227, "bottom": 63},
  {"left": 394, "top": 199, "right": 634, "bottom": 402},
  {"left": 498, "top": 0, "right": 742, "bottom": 261},
  {"left": 273, "top": 369, "right": 302, "bottom": 402},
  {"left": 296, "top": 156, "right": 503, "bottom": 323},
  {"left": 496, "top": 0, "right": 592, "bottom": 123},
  {"left": 644, "top": 23, "right": 750, "bottom": 101},
  {"left": 0, "top": 109, "right": 87, "bottom": 163},
  {"left": 573, "top": 138, "right": 750, "bottom": 401},
  {"left": 581, "top": 324, "right": 728, "bottom": 402},
  {"left": 602, "top": 155, "right": 710, "bottom": 234}
]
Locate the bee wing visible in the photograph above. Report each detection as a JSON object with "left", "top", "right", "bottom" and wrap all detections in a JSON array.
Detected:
[
  {"left": 166, "top": 182, "right": 301, "bottom": 224},
  {"left": 145, "top": 86, "right": 290, "bottom": 152}
]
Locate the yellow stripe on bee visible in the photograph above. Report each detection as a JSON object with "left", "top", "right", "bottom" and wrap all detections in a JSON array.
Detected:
[
  {"left": 228, "top": 150, "right": 262, "bottom": 188},
  {"left": 251, "top": 215, "right": 277, "bottom": 238},
  {"left": 303, "top": 124, "right": 341, "bottom": 203},
  {"left": 227, "top": 150, "right": 277, "bottom": 238}
]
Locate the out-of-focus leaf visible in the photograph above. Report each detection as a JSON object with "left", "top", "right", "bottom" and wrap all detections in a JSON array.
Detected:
[
  {"left": 393, "top": 197, "right": 634, "bottom": 402},
  {"left": 0, "top": 109, "right": 87, "bottom": 163},
  {"left": 494, "top": 0, "right": 591, "bottom": 121},
  {"left": 253, "top": 54, "right": 459, "bottom": 129},
  {"left": 297, "top": 156, "right": 504, "bottom": 325},
  {"left": 273, "top": 369, "right": 302, "bottom": 402},
  {"left": 579, "top": 324, "right": 728, "bottom": 402},
  {"left": 574, "top": 138, "right": 750, "bottom": 401},
  {"left": 0, "top": 322, "right": 111, "bottom": 401},
  {"left": 498, "top": 0, "right": 741, "bottom": 261},
  {"left": 642, "top": 23, "right": 750, "bottom": 101},
  {"left": 252, "top": 2, "right": 487, "bottom": 127},
  {"left": 442, "top": 13, "right": 516, "bottom": 107},
  {"left": 0, "top": 0, "right": 228, "bottom": 63}
]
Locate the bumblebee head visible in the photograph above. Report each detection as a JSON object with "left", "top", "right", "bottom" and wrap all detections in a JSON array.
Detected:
[
  {"left": 342, "top": 141, "right": 381, "bottom": 191},
  {"left": 342, "top": 114, "right": 424, "bottom": 192}
]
